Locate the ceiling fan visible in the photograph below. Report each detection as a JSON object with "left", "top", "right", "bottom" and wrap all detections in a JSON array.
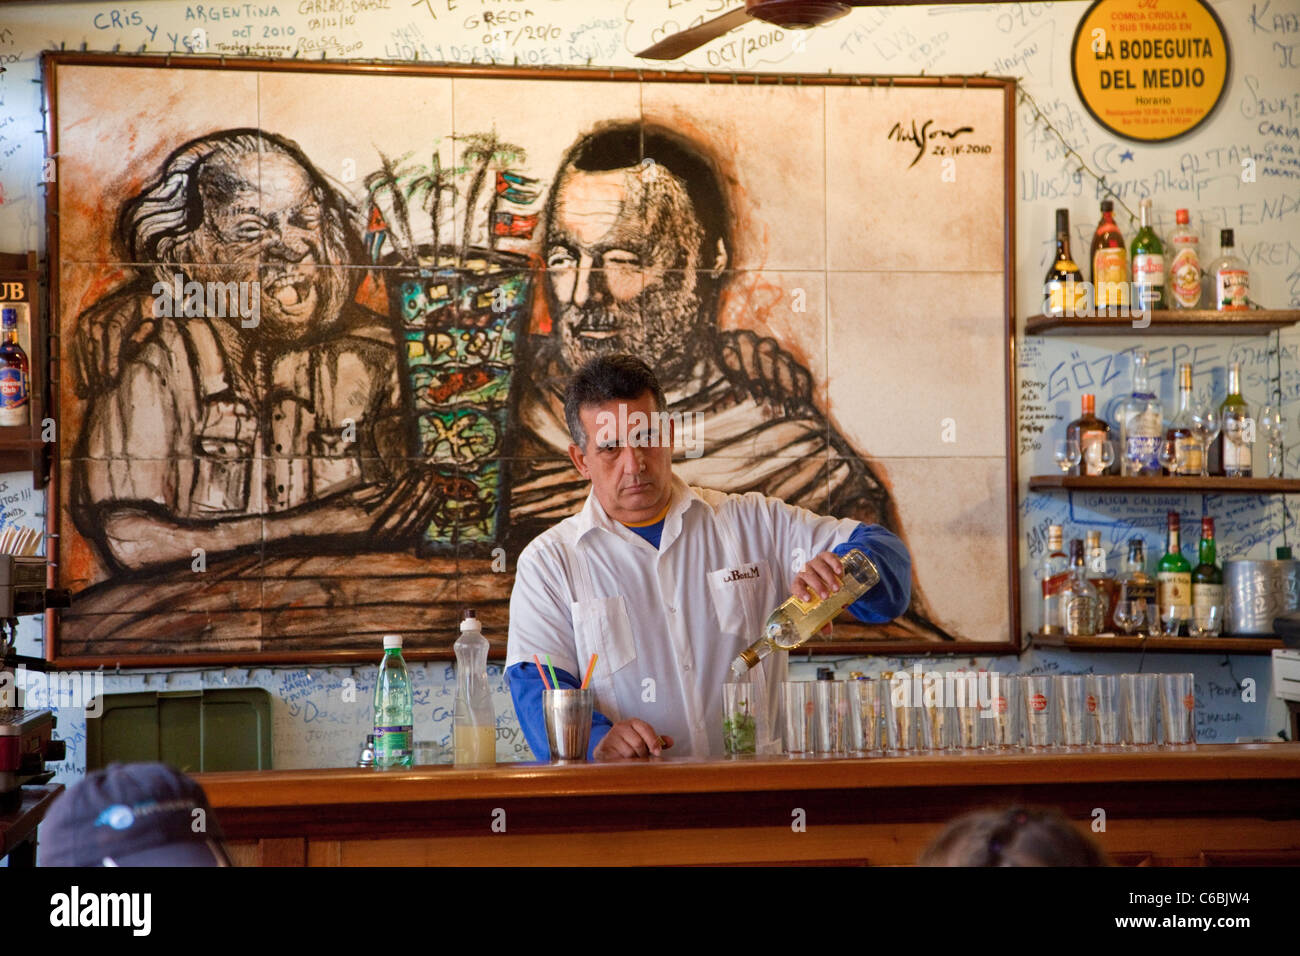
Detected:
[{"left": 636, "top": 1, "right": 1005, "bottom": 61}]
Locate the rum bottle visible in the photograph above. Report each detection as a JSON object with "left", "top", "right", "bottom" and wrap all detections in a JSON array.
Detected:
[{"left": 0, "top": 306, "right": 30, "bottom": 427}]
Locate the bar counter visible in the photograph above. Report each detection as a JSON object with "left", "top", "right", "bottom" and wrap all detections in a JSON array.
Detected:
[{"left": 195, "top": 744, "right": 1300, "bottom": 867}]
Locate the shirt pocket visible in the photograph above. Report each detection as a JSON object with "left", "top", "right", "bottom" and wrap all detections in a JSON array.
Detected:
[
  {"left": 707, "top": 560, "right": 773, "bottom": 650},
  {"left": 569, "top": 595, "right": 637, "bottom": 682}
]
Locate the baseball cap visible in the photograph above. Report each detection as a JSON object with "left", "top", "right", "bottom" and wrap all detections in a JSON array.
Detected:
[{"left": 41, "top": 762, "right": 230, "bottom": 867}]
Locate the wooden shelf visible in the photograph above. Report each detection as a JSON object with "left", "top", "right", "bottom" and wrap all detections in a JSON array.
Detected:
[
  {"left": 1025, "top": 309, "right": 1300, "bottom": 336},
  {"left": 1028, "top": 475, "right": 1300, "bottom": 494},
  {"left": 1030, "top": 631, "right": 1284, "bottom": 654}
]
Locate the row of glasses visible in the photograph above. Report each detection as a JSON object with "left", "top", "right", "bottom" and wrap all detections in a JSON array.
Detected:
[
  {"left": 1112, "top": 599, "right": 1223, "bottom": 637},
  {"left": 780, "top": 672, "right": 1196, "bottom": 755}
]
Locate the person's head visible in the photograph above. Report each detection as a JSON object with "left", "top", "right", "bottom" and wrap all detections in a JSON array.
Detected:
[
  {"left": 120, "top": 129, "right": 363, "bottom": 345},
  {"left": 564, "top": 354, "right": 674, "bottom": 524},
  {"left": 543, "top": 123, "right": 730, "bottom": 387},
  {"left": 919, "top": 806, "right": 1109, "bottom": 867},
  {"left": 41, "top": 762, "right": 231, "bottom": 867}
]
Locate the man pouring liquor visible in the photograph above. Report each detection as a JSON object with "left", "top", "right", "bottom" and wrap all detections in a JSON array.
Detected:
[{"left": 505, "top": 354, "right": 912, "bottom": 759}]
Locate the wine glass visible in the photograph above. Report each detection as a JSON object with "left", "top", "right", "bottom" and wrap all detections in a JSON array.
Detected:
[
  {"left": 1054, "top": 439, "right": 1081, "bottom": 475},
  {"left": 1158, "top": 438, "right": 1181, "bottom": 476},
  {"left": 1223, "top": 413, "right": 1250, "bottom": 477},
  {"left": 1124, "top": 439, "right": 1147, "bottom": 477},
  {"left": 1096, "top": 439, "right": 1116, "bottom": 475},
  {"left": 1260, "top": 405, "right": 1286, "bottom": 477},
  {"left": 1189, "top": 605, "right": 1222, "bottom": 638},
  {"left": 1191, "top": 404, "right": 1219, "bottom": 477},
  {"left": 1159, "top": 604, "right": 1181, "bottom": 637},
  {"left": 1113, "top": 599, "right": 1146, "bottom": 636}
]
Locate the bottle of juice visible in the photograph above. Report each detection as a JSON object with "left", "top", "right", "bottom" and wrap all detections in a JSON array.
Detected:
[
  {"left": 453, "top": 609, "right": 496, "bottom": 765},
  {"left": 373, "top": 634, "right": 413, "bottom": 770}
]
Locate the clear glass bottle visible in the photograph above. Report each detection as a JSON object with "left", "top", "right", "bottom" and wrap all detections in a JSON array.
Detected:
[
  {"left": 1063, "top": 539, "right": 1101, "bottom": 636},
  {"left": 1165, "top": 363, "right": 1204, "bottom": 476},
  {"left": 1168, "top": 208, "right": 1201, "bottom": 309},
  {"left": 1119, "top": 538, "right": 1156, "bottom": 608},
  {"left": 1215, "top": 362, "right": 1253, "bottom": 477},
  {"left": 1041, "top": 524, "right": 1069, "bottom": 634},
  {"left": 1119, "top": 350, "right": 1163, "bottom": 476},
  {"left": 373, "top": 634, "right": 413, "bottom": 769},
  {"left": 1090, "top": 199, "right": 1128, "bottom": 311},
  {"left": 1206, "top": 228, "right": 1250, "bottom": 311},
  {"left": 0, "top": 306, "right": 30, "bottom": 427},
  {"left": 1085, "top": 529, "right": 1119, "bottom": 632},
  {"left": 1131, "top": 198, "right": 1167, "bottom": 313},
  {"left": 731, "top": 548, "right": 880, "bottom": 677},
  {"left": 453, "top": 609, "right": 496, "bottom": 765}
]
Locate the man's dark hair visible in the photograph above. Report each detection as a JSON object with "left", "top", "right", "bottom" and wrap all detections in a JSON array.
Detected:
[
  {"left": 918, "top": 806, "right": 1110, "bottom": 867},
  {"left": 548, "top": 121, "right": 731, "bottom": 270},
  {"left": 564, "top": 354, "right": 667, "bottom": 448}
]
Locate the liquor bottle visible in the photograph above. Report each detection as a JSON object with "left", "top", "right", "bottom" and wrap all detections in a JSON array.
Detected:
[
  {"left": 1119, "top": 350, "right": 1163, "bottom": 476},
  {"left": 1085, "top": 529, "right": 1120, "bottom": 632},
  {"left": 1191, "top": 517, "right": 1224, "bottom": 620},
  {"left": 1040, "top": 524, "right": 1069, "bottom": 634},
  {"left": 1165, "top": 363, "right": 1204, "bottom": 476},
  {"left": 731, "top": 548, "right": 880, "bottom": 676},
  {"left": 453, "top": 609, "right": 496, "bottom": 765},
  {"left": 1212, "top": 362, "right": 1253, "bottom": 477},
  {"left": 1044, "top": 208, "right": 1087, "bottom": 316},
  {"left": 1065, "top": 393, "right": 1113, "bottom": 476},
  {"left": 1157, "top": 512, "right": 1192, "bottom": 635},
  {"left": 1063, "top": 539, "right": 1101, "bottom": 636},
  {"left": 0, "top": 306, "right": 30, "bottom": 427},
  {"left": 1205, "top": 228, "right": 1250, "bottom": 311},
  {"left": 373, "top": 634, "right": 413, "bottom": 769},
  {"left": 1119, "top": 537, "right": 1157, "bottom": 609},
  {"left": 1131, "top": 198, "right": 1167, "bottom": 313},
  {"left": 1168, "top": 209, "right": 1201, "bottom": 309},
  {"left": 1090, "top": 199, "right": 1129, "bottom": 311}
]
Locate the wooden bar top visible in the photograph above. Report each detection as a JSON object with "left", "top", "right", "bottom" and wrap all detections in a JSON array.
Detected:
[{"left": 195, "top": 743, "right": 1300, "bottom": 808}]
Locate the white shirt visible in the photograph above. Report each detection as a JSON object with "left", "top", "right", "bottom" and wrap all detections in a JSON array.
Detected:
[{"left": 506, "top": 474, "right": 859, "bottom": 757}]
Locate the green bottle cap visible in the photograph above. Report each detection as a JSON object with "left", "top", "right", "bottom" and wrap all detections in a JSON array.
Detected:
[{"left": 1277, "top": 547, "right": 1293, "bottom": 560}]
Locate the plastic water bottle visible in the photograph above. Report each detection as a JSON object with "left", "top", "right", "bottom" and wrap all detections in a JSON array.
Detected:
[
  {"left": 453, "top": 610, "right": 496, "bottom": 765},
  {"left": 373, "top": 634, "right": 413, "bottom": 769}
]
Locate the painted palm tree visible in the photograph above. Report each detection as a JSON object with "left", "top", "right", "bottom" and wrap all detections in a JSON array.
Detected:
[
  {"left": 457, "top": 130, "right": 527, "bottom": 261},
  {"left": 406, "top": 151, "right": 460, "bottom": 265},
  {"left": 364, "top": 150, "right": 420, "bottom": 265}
]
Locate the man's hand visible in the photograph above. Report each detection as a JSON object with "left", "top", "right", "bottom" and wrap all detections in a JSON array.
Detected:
[
  {"left": 73, "top": 303, "right": 157, "bottom": 397},
  {"left": 592, "top": 719, "right": 673, "bottom": 760},
  {"left": 794, "top": 551, "right": 845, "bottom": 636}
]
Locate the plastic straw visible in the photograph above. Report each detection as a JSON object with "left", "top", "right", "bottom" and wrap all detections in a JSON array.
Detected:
[
  {"left": 533, "top": 654, "right": 551, "bottom": 690},
  {"left": 545, "top": 654, "right": 559, "bottom": 691},
  {"left": 580, "top": 653, "right": 598, "bottom": 690}
]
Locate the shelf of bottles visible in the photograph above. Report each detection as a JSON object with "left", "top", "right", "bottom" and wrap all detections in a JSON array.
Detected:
[
  {"left": 1028, "top": 475, "right": 1300, "bottom": 494},
  {"left": 1026, "top": 309, "right": 1300, "bottom": 337},
  {"left": 1029, "top": 631, "right": 1284, "bottom": 655}
]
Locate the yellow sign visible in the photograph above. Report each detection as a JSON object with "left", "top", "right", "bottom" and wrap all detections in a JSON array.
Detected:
[{"left": 1072, "top": 0, "right": 1230, "bottom": 142}]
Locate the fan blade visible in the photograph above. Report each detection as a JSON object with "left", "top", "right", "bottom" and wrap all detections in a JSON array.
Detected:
[{"left": 635, "top": 7, "right": 752, "bottom": 60}]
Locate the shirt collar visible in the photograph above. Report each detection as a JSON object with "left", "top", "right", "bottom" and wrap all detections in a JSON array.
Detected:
[{"left": 574, "top": 473, "right": 703, "bottom": 543}]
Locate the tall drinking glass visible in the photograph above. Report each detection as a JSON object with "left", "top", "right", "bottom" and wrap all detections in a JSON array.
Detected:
[
  {"left": 988, "top": 673, "right": 1023, "bottom": 750},
  {"left": 952, "top": 671, "right": 983, "bottom": 751},
  {"left": 846, "top": 678, "right": 882, "bottom": 755},
  {"left": 918, "top": 672, "right": 952, "bottom": 752},
  {"left": 884, "top": 672, "right": 917, "bottom": 754},
  {"left": 1087, "top": 674, "right": 1122, "bottom": 748},
  {"left": 723, "top": 682, "right": 759, "bottom": 756},
  {"left": 782, "top": 681, "right": 814, "bottom": 755},
  {"left": 1055, "top": 675, "right": 1090, "bottom": 749},
  {"left": 813, "top": 680, "right": 848, "bottom": 755},
  {"left": 1024, "top": 674, "right": 1055, "bottom": 750},
  {"left": 1122, "top": 673, "right": 1159, "bottom": 747},
  {"left": 1159, "top": 672, "right": 1196, "bottom": 746}
]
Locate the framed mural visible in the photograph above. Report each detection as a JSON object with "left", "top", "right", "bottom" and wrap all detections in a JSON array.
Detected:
[{"left": 41, "top": 54, "right": 1018, "bottom": 665}]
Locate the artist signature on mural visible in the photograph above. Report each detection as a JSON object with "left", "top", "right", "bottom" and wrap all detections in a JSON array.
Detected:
[{"left": 887, "top": 118, "right": 976, "bottom": 167}]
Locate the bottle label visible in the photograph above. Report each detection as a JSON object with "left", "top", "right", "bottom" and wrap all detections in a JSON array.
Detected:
[
  {"left": 374, "top": 725, "right": 412, "bottom": 762},
  {"left": 1124, "top": 408, "right": 1162, "bottom": 473},
  {"left": 1065, "top": 594, "right": 1098, "bottom": 635},
  {"left": 1093, "top": 248, "right": 1129, "bottom": 306},
  {"left": 1170, "top": 246, "right": 1201, "bottom": 307},
  {"left": 1081, "top": 428, "right": 1109, "bottom": 475},
  {"left": 1157, "top": 571, "right": 1192, "bottom": 620},
  {"left": 1216, "top": 269, "right": 1249, "bottom": 310},
  {"left": 0, "top": 367, "right": 26, "bottom": 407},
  {"left": 1041, "top": 570, "right": 1070, "bottom": 597},
  {"left": 1045, "top": 279, "right": 1087, "bottom": 316},
  {"left": 1121, "top": 579, "right": 1156, "bottom": 606},
  {"left": 1174, "top": 435, "right": 1203, "bottom": 474},
  {"left": 1133, "top": 253, "right": 1165, "bottom": 308},
  {"left": 1192, "top": 583, "right": 1223, "bottom": 608}
]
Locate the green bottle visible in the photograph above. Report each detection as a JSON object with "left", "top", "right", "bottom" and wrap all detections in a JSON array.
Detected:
[
  {"left": 1156, "top": 512, "right": 1191, "bottom": 635},
  {"left": 1131, "top": 198, "right": 1167, "bottom": 312},
  {"left": 1191, "top": 517, "right": 1223, "bottom": 617}
]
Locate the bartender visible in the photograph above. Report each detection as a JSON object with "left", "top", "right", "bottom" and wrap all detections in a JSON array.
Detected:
[{"left": 505, "top": 354, "right": 912, "bottom": 759}]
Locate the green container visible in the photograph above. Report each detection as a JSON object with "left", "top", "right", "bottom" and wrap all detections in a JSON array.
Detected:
[{"left": 86, "top": 688, "right": 272, "bottom": 773}]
